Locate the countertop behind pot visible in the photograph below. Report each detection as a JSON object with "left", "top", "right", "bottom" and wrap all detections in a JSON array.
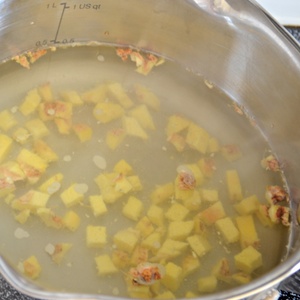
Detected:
[{"left": 0, "top": 26, "right": 300, "bottom": 300}]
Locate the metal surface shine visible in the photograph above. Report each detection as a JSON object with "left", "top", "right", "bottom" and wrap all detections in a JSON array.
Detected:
[{"left": 1, "top": 26, "right": 298, "bottom": 300}]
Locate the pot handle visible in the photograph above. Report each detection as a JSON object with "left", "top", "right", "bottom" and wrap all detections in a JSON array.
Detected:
[
  {"left": 253, "top": 288, "right": 300, "bottom": 300},
  {"left": 278, "top": 290, "right": 300, "bottom": 299}
]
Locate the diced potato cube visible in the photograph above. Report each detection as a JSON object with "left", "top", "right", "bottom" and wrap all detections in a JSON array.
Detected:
[
  {"left": 0, "top": 110, "right": 18, "bottom": 131},
  {"left": 15, "top": 209, "right": 31, "bottom": 224},
  {"left": 38, "top": 173, "right": 63, "bottom": 194},
  {"left": 231, "top": 272, "right": 252, "bottom": 285},
  {"left": 12, "top": 127, "right": 30, "bottom": 144},
  {"left": 129, "top": 104, "right": 155, "bottom": 130},
  {"left": 235, "top": 215, "right": 260, "bottom": 249},
  {"left": 0, "top": 134, "right": 13, "bottom": 163},
  {"left": 122, "top": 196, "right": 144, "bottom": 221},
  {"left": 58, "top": 101, "right": 72, "bottom": 120},
  {"left": 141, "top": 231, "right": 163, "bottom": 254},
  {"left": 11, "top": 190, "right": 49, "bottom": 213},
  {"left": 226, "top": 169, "right": 243, "bottom": 202},
  {"left": 255, "top": 204, "right": 274, "bottom": 227},
  {"left": 215, "top": 217, "right": 239, "bottom": 244},
  {"left": 112, "top": 250, "right": 130, "bottom": 269},
  {"left": 186, "top": 122, "right": 210, "bottom": 154},
  {"left": 221, "top": 144, "right": 242, "bottom": 162},
  {"left": 107, "top": 82, "right": 134, "bottom": 109},
  {"left": 167, "top": 133, "right": 186, "bottom": 152},
  {"left": 94, "top": 173, "right": 123, "bottom": 204},
  {"left": 0, "top": 160, "right": 25, "bottom": 182},
  {"left": 168, "top": 221, "right": 194, "bottom": 241},
  {"left": 54, "top": 118, "right": 72, "bottom": 135},
  {"left": 165, "top": 203, "right": 189, "bottom": 221},
  {"left": 154, "top": 291, "right": 175, "bottom": 299},
  {"left": 198, "top": 201, "right": 226, "bottom": 226},
  {"left": 197, "top": 275, "right": 217, "bottom": 293},
  {"left": 185, "top": 164, "right": 204, "bottom": 186},
  {"left": 86, "top": 225, "right": 107, "bottom": 248},
  {"left": 38, "top": 83, "right": 54, "bottom": 102},
  {"left": 147, "top": 205, "right": 165, "bottom": 227},
  {"left": 135, "top": 216, "right": 154, "bottom": 238},
  {"left": 25, "top": 118, "right": 49, "bottom": 139},
  {"left": 105, "top": 128, "right": 126, "bottom": 150},
  {"left": 234, "top": 246, "right": 262, "bottom": 274},
  {"left": 127, "top": 175, "right": 143, "bottom": 191},
  {"left": 81, "top": 84, "right": 107, "bottom": 104},
  {"left": 60, "top": 183, "right": 86, "bottom": 208},
  {"left": 93, "top": 101, "right": 124, "bottom": 123},
  {"left": 49, "top": 243, "right": 72, "bottom": 264},
  {"left": 37, "top": 208, "right": 64, "bottom": 229},
  {"left": 113, "top": 227, "right": 140, "bottom": 253},
  {"left": 113, "top": 159, "right": 133, "bottom": 175},
  {"left": 122, "top": 116, "right": 148, "bottom": 140},
  {"left": 89, "top": 195, "right": 107, "bottom": 217},
  {"left": 114, "top": 175, "right": 133, "bottom": 194},
  {"left": 39, "top": 101, "right": 73, "bottom": 121},
  {"left": 201, "top": 189, "right": 219, "bottom": 203},
  {"left": 181, "top": 255, "right": 200, "bottom": 277},
  {"left": 134, "top": 84, "right": 160, "bottom": 111},
  {"left": 95, "top": 254, "right": 118, "bottom": 275},
  {"left": 17, "top": 149, "right": 48, "bottom": 174},
  {"left": 60, "top": 90, "right": 84, "bottom": 106},
  {"left": 22, "top": 255, "right": 42, "bottom": 279},
  {"left": 183, "top": 190, "right": 202, "bottom": 211},
  {"left": 185, "top": 291, "right": 198, "bottom": 298},
  {"left": 187, "top": 235, "right": 212, "bottom": 257},
  {"left": 174, "top": 175, "right": 194, "bottom": 202},
  {"left": 32, "top": 139, "right": 58, "bottom": 162},
  {"left": 63, "top": 210, "right": 81, "bottom": 232},
  {"left": 166, "top": 115, "right": 190, "bottom": 137},
  {"left": 162, "top": 262, "right": 183, "bottom": 292},
  {"left": 128, "top": 284, "right": 152, "bottom": 299},
  {"left": 234, "top": 195, "right": 259, "bottom": 215},
  {"left": 19, "top": 88, "right": 41, "bottom": 116},
  {"left": 211, "top": 258, "right": 231, "bottom": 283},
  {"left": 72, "top": 123, "right": 93, "bottom": 142},
  {"left": 151, "top": 182, "right": 174, "bottom": 204},
  {"left": 154, "top": 239, "right": 188, "bottom": 261},
  {"left": 130, "top": 246, "right": 148, "bottom": 266}
]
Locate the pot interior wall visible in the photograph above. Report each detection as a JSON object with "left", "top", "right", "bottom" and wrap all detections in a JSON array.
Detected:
[{"left": 0, "top": 0, "right": 300, "bottom": 299}]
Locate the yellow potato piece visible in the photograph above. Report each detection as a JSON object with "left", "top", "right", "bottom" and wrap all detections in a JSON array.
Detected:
[
  {"left": 129, "top": 104, "right": 155, "bottom": 130},
  {"left": 107, "top": 82, "right": 134, "bottom": 109},
  {"left": 226, "top": 169, "right": 243, "bottom": 202},
  {"left": 162, "top": 262, "right": 183, "bottom": 292},
  {"left": 22, "top": 256, "right": 42, "bottom": 279},
  {"left": 19, "top": 88, "right": 41, "bottom": 116},
  {"left": 0, "top": 110, "right": 18, "bottom": 131},
  {"left": 122, "top": 116, "right": 148, "bottom": 140},
  {"left": 95, "top": 254, "right": 118, "bottom": 276},
  {"left": 0, "top": 134, "right": 13, "bottom": 163},
  {"left": 234, "top": 246, "right": 263, "bottom": 274},
  {"left": 93, "top": 102, "right": 124, "bottom": 123},
  {"left": 86, "top": 225, "right": 107, "bottom": 248}
]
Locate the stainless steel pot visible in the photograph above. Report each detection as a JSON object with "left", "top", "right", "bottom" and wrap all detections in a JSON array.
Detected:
[{"left": 0, "top": 0, "right": 300, "bottom": 299}]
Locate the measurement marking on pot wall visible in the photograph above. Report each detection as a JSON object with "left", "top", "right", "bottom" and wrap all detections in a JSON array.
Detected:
[
  {"left": 46, "top": 2, "right": 101, "bottom": 10},
  {"left": 36, "top": 2, "right": 101, "bottom": 47},
  {"left": 50, "top": 2, "right": 70, "bottom": 44}
]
